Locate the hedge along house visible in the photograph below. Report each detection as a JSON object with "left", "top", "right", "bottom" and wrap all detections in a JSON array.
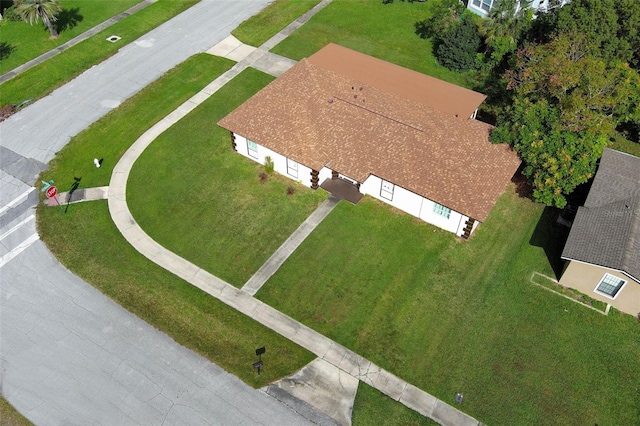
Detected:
[
  {"left": 560, "top": 149, "right": 640, "bottom": 316},
  {"left": 218, "top": 44, "right": 521, "bottom": 238}
]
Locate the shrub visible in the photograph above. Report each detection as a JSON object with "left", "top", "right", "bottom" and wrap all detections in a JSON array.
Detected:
[
  {"left": 264, "top": 155, "right": 274, "bottom": 174},
  {"left": 434, "top": 14, "right": 481, "bottom": 71},
  {"left": 2, "top": 6, "right": 23, "bottom": 22}
]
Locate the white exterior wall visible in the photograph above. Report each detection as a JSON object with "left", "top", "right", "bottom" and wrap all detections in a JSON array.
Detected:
[
  {"left": 318, "top": 167, "right": 333, "bottom": 184},
  {"left": 361, "top": 175, "right": 471, "bottom": 236},
  {"left": 233, "top": 133, "right": 477, "bottom": 237},
  {"left": 233, "top": 134, "right": 315, "bottom": 187}
]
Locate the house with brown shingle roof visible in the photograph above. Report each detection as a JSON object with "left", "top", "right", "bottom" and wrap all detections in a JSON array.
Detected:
[
  {"left": 218, "top": 44, "right": 521, "bottom": 238},
  {"left": 560, "top": 148, "right": 640, "bottom": 315}
]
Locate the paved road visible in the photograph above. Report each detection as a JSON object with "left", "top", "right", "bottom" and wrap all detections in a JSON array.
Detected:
[
  {"left": 1, "top": 236, "right": 310, "bottom": 425},
  {"left": 0, "top": 0, "right": 270, "bottom": 165},
  {"left": 0, "top": 0, "right": 313, "bottom": 424}
]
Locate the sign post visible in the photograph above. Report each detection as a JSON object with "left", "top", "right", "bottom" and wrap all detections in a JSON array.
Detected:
[
  {"left": 253, "top": 347, "right": 266, "bottom": 375},
  {"left": 46, "top": 185, "right": 63, "bottom": 212}
]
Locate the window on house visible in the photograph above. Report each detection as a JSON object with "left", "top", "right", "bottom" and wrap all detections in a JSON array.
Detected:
[
  {"left": 380, "top": 180, "right": 394, "bottom": 201},
  {"left": 247, "top": 140, "right": 258, "bottom": 159},
  {"left": 594, "top": 273, "right": 626, "bottom": 299},
  {"left": 287, "top": 158, "right": 298, "bottom": 178},
  {"left": 472, "top": 0, "right": 494, "bottom": 11},
  {"left": 433, "top": 203, "right": 451, "bottom": 219}
]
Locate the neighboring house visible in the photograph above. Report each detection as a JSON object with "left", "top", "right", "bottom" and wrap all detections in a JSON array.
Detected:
[
  {"left": 560, "top": 148, "right": 640, "bottom": 316},
  {"left": 218, "top": 43, "right": 520, "bottom": 238},
  {"left": 466, "top": 0, "right": 570, "bottom": 18}
]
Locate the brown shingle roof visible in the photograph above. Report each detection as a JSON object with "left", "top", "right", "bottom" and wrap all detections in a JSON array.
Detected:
[{"left": 218, "top": 44, "right": 521, "bottom": 221}]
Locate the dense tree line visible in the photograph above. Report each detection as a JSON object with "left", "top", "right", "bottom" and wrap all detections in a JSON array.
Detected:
[{"left": 406, "top": 0, "right": 640, "bottom": 208}]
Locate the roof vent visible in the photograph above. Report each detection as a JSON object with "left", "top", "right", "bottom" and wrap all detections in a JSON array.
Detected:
[{"left": 328, "top": 98, "right": 333, "bottom": 104}]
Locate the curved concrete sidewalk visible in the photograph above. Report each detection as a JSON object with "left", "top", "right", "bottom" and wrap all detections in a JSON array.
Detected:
[
  {"left": 0, "top": 0, "right": 155, "bottom": 84},
  {"left": 106, "top": 1, "right": 480, "bottom": 424}
]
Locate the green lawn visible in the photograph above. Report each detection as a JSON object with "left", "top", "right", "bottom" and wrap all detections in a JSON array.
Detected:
[
  {"left": 0, "top": 396, "right": 33, "bottom": 426},
  {"left": 255, "top": 191, "right": 640, "bottom": 425},
  {"left": 0, "top": 0, "right": 198, "bottom": 107},
  {"left": 0, "top": 0, "right": 140, "bottom": 73},
  {"left": 270, "top": 0, "right": 474, "bottom": 88},
  {"left": 353, "top": 383, "right": 438, "bottom": 426},
  {"left": 231, "top": 0, "right": 321, "bottom": 47},
  {"left": 127, "top": 68, "right": 327, "bottom": 287}
]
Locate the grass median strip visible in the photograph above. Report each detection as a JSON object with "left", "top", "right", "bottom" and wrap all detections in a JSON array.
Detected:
[
  {"left": 1, "top": 0, "right": 198, "bottom": 107},
  {"left": 0, "top": 0, "right": 141, "bottom": 73},
  {"left": 231, "top": 0, "right": 321, "bottom": 47}
]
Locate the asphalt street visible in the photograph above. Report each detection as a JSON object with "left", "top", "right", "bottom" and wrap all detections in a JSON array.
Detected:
[
  {"left": 0, "top": 0, "right": 271, "bottom": 165},
  {"left": 0, "top": 0, "right": 312, "bottom": 424}
]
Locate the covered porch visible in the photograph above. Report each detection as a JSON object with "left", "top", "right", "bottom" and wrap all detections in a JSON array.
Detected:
[{"left": 320, "top": 178, "right": 363, "bottom": 204}]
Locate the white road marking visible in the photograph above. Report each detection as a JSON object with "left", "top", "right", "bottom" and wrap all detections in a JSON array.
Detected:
[
  {"left": 0, "top": 233, "right": 39, "bottom": 268},
  {"left": 0, "top": 214, "right": 35, "bottom": 241},
  {"left": 0, "top": 187, "right": 36, "bottom": 217}
]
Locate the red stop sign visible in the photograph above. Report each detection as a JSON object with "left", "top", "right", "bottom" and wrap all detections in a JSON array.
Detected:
[{"left": 46, "top": 186, "right": 57, "bottom": 198}]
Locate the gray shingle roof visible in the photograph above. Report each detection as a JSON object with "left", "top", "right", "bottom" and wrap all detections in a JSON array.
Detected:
[{"left": 561, "top": 148, "right": 640, "bottom": 282}]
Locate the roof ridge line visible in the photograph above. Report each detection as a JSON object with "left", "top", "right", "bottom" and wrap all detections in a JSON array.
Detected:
[{"left": 332, "top": 95, "right": 427, "bottom": 133}]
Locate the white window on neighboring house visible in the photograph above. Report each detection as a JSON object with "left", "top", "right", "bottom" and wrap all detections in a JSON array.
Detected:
[
  {"left": 433, "top": 203, "right": 451, "bottom": 219},
  {"left": 594, "top": 273, "right": 626, "bottom": 299},
  {"left": 472, "top": 0, "right": 494, "bottom": 11},
  {"left": 287, "top": 158, "right": 298, "bottom": 178},
  {"left": 247, "top": 140, "right": 258, "bottom": 159},
  {"left": 380, "top": 180, "right": 394, "bottom": 201}
]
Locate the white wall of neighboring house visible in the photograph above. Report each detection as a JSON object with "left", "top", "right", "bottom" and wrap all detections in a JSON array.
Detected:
[
  {"left": 233, "top": 133, "right": 476, "bottom": 237},
  {"left": 466, "top": 0, "right": 570, "bottom": 18}
]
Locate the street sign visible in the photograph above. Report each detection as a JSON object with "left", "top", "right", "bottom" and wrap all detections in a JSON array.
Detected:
[{"left": 46, "top": 186, "right": 58, "bottom": 198}]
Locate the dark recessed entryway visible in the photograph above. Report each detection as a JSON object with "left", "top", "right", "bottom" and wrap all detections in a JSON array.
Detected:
[{"left": 320, "top": 178, "right": 363, "bottom": 204}]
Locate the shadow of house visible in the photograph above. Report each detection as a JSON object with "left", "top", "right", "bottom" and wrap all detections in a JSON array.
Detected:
[
  {"left": 54, "top": 7, "right": 83, "bottom": 33},
  {"left": 529, "top": 205, "right": 570, "bottom": 280}
]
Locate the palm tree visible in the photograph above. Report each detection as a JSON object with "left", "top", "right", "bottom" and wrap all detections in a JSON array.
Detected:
[
  {"left": 483, "top": 0, "right": 532, "bottom": 45},
  {"left": 16, "top": 0, "right": 63, "bottom": 38}
]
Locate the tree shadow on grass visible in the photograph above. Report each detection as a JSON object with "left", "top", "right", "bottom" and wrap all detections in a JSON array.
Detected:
[
  {"left": 529, "top": 205, "right": 570, "bottom": 280},
  {"left": 0, "top": 41, "right": 15, "bottom": 61},
  {"left": 54, "top": 7, "right": 83, "bottom": 33}
]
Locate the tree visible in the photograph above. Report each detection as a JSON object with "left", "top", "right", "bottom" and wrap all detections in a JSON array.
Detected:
[
  {"left": 434, "top": 14, "right": 481, "bottom": 72},
  {"left": 414, "top": 0, "right": 464, "bottom": 40},
  {"left": 531, "top": 0, "right": 640, "bottom": 68},
  {"left": 484, "top": 0, "right": 532, "bottom": 45},
  {"left": 491, "top": 98, "right": 606, "bottom": 208},
  {"left": 505, "top": 33, "right": 640, "bottom": 134},
  {"left": 16, "top": 0, "right": 62, "bottom": 38},
  {"left": 493, "top": 32, "right": 640, "bottom": 207},
  {"left": 477, "top": 0, "right": 533, "bottom": 73}
]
